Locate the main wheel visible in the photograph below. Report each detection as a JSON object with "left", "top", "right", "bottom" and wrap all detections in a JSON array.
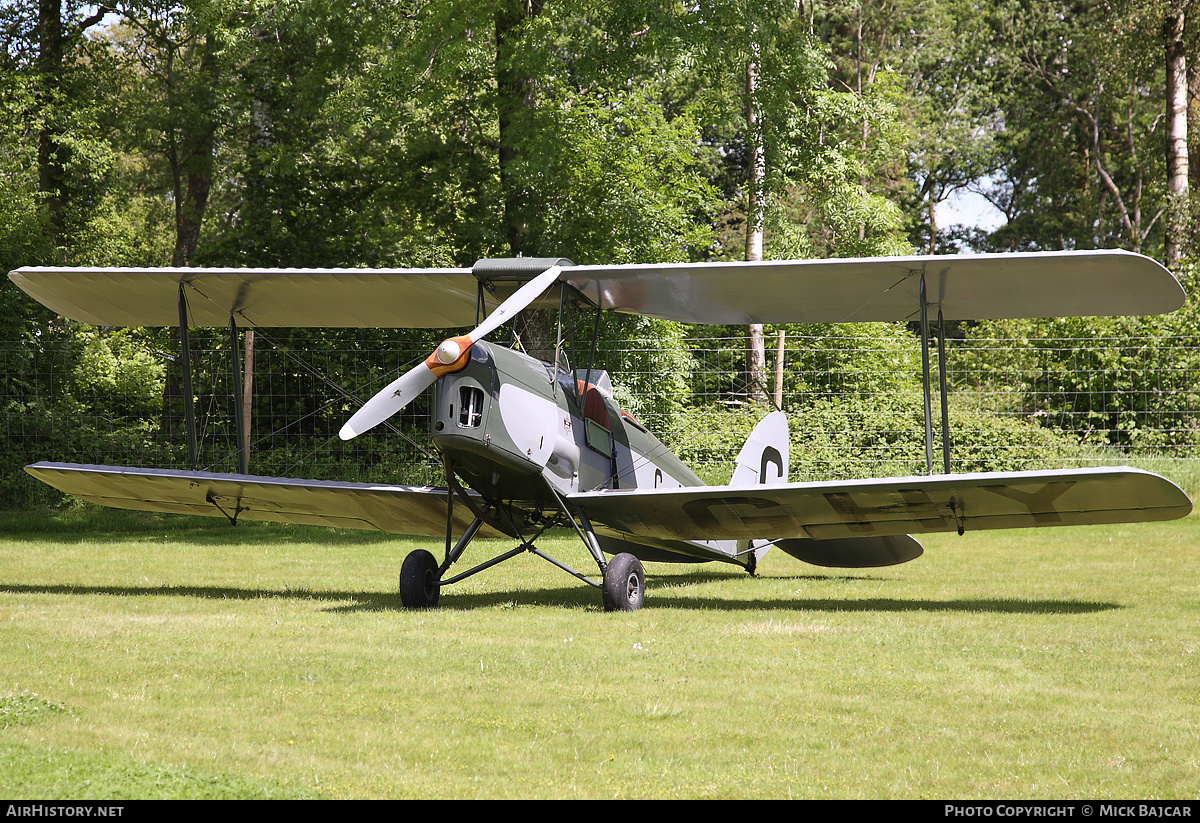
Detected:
[
  {"left": 399, "top": 549, "right": 440, "bottom": 609},
  {"left": 602, "top": 553, "right": 645, "bottom": 612}
]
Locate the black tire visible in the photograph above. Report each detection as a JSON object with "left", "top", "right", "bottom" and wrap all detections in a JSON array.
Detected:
[
  {"left": 602, "top": 553, "right": 645, "bottom": 612},
  {"left": 399, "top": 549, "right": 440, "bottom": 609}
]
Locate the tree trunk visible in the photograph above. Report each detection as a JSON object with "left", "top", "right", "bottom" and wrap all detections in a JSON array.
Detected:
[
  {"left": 36, "top": 1, "right": 110, "bottom": 247},
  {"left": 170, "top": 34, "right": 219, "bottom": 267},
  {"left": 495, "top": 0, "right": 543, "bottom": 258},
  {"left": 744, "top": 57, "right": 767, "bottom": 403},
  {"left": 927, "top": 197, "right": 938, "bottom": 255},
  {"left": 1189, "top": 35, "right": 1199, "bottom": 249},
  {"left": 1165, "top": 6, "right": 1189, "bottom": 268},
  {"left": 36, "top": 0, "right": 67, "bottom": 244}
]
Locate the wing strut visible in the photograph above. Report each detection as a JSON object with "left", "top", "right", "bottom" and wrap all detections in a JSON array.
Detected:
[
  {"left": 178, "top": 283, "right": 252, "bottom": 474},
  {"left": 937, "top": 305, "right": 951, "bottom": 474},
  {"left": 918, "top": 272, "right": 952, "bottom": 475},
  {"left": 228, "top": 315, "right": 249, "bottom": 475},
  {"left": 177, "top": 284, "right": 198, "bottom": 470}
]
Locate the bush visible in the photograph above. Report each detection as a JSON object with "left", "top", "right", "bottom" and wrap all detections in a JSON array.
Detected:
[
  {"left": 954, "top": 262, "right": 1200, "bottom": 453},
  {"left": 660, "top": 393, "right": 1090, "bottom": 485}
]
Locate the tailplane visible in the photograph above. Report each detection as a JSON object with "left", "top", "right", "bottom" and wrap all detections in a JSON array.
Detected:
[{"left": 726, "top": 412, "right": 925, "bottom": 570}]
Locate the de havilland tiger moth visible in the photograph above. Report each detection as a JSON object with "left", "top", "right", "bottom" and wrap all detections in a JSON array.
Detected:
[{"left": 8, "top": 251, "right": 1193, "bottom": 611}]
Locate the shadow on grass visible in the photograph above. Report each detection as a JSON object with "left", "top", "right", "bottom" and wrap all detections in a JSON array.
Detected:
[
  {"left": 0, "top": 577, "right": 1121, "bottom": 615},
  {"left": 0, "top": 508, "right": 1125, "bottom": 615}
]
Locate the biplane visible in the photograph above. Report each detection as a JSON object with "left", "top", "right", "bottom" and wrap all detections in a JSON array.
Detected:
[{"left": 8, "top": 251, "right": 1193, "bottom": 611}]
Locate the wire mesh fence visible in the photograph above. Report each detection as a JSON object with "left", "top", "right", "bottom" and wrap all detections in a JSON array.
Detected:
[{"left": 3, "top": 324, "right": 1199, "bottom": 505}]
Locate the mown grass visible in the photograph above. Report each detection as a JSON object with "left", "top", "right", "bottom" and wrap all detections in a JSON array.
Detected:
[{"left": 1, "top": 506, "right": 1197, "bottom": 798}]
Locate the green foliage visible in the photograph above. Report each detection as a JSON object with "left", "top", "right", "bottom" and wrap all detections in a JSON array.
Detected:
[
  {"left": 653, "top": 318, "right": 1108, "bottom": 484},
  {"left": 783, "top": 323, "right": 921, "bottom": 401},
  {"left": 970, "top": 0, "right": 1172, "bottom": 255},
  {"left": 0, "top": 71, "right": 53, "bottom": 270},
  {"left": 515, "top": 89, "right": 720, "bottom": 264},
  {"left": 0, "top": 70, "right": 59, "bottom": 345},
  {"left": 660, "top": 403, "right": 763, "bottom": 485},
  {"left": 663, "top": 392, "right": 1085, "bottom": 485},
  {"left": 681, "top": 322, "right": 921, "bottom": 409},
  {"left": 599, "top": 319, "right": 696, "bottom": 427},
  {"left": 957, "top": 263, "right": 1200, "bottom": 451},
  {"left": 70, "top": 328, "right": 166, "bottom": 417}
]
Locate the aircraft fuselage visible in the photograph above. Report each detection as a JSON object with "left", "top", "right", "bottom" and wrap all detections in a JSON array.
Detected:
[
  {"left": 429, "top": 341, "right": 756, "bottom": 566},
  {"left": 430, "top": 341, "right": 701, "bottom": 508}
]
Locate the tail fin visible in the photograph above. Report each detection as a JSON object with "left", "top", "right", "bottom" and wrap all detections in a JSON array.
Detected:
[
  {"left": 731, "top": 411, "right": 789, "bottom": 571},
  {"left": 731, "top": 411, "right": 789, "bottom": 487}
]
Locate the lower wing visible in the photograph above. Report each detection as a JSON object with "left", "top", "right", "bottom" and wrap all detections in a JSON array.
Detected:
[
  {"left": 568, "top": 467, "right": 1192, "bottom": 542},
  {"left": 25, "top": 462, "right": 505, "bottom": 537}
]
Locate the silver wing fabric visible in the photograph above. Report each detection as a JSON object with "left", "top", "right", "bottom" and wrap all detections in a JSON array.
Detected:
[
  {"left": 29, "top": 463, "right": 1190, "bottom": 547},
  {"left": 10, "top": 250, "right": 1184, "bottom": 328},
  {"left": 562, "top": 250, "right": 1184, "bottom": 323},
  {"left": 25, "top": 462, "right": 504, "bottom": 537},
  {"left": 568, "top": 467, "right": 1192, "bottom": 541}
]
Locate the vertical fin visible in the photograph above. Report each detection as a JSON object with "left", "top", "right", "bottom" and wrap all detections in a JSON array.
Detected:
[{"left": 730, "top": 411, "right": 790, "bottom": 568}]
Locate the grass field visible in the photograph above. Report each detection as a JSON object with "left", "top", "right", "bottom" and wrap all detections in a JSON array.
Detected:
[{"left": 1, "top": 506, "right": 1197, "bottom": 799}]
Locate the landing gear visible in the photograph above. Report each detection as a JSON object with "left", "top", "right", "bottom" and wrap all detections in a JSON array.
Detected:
[
  {"left": 399, "top": 549, "right": 440, "bottom": 609},
  {"left": 602, "top": 553, "right": 645, "bottom": 612},
  {"left": 410, "top": 468, "right": 647, "bottom": 611}
]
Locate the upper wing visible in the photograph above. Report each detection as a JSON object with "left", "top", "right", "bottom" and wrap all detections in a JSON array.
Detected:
[
  {"left": 568, "top": 467, "right": 1192, "bottom": 542},
  {"left": 25, "top": 462, "right": 507, "bottom": 537},
  {"left": 10, "top": 250, "right": 1184, "bottom": 328},
  {"left": 564, "top": 250, "right": 1184, "bottom": 323},
  {"left": 7, "top": 267, "right": 479, "bottom": 328}
]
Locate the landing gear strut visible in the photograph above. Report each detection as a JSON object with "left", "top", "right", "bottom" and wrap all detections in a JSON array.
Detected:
[{"left": 405, "top": 461, "right": 647, "bottom": 611}]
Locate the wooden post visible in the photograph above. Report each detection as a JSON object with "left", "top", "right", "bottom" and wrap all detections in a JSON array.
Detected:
[{"left": 773, "top": 329, "right": 786, "bottom": 411}]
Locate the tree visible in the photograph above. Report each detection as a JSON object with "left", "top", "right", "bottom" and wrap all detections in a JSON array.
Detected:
[
  {"left": 0, "top": 0, "right": 137, "bottom": 258},
  {"left": 881, "top": 0, "right": 1003, "bottom": 255},
  {"left": 0, "top": 65, "right": 55, "bottom": 338},
  {"left": 681, "top": 1, "right": 909, "bottom": 401},
  {"left": 113, "top": 0, "right": 228, "bottom": 266},
  {"left": 744, "top": 51, "right": 767, "bottom": 401},
  {"left": 1164, "top": 0, "right": 1191, "bottom": 267},
  {"left": 976, "top": 0, "right": 1172, "bottom": 256},
  {"left": 31, "top": 0, "right": 113, "bottom": 245}
]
